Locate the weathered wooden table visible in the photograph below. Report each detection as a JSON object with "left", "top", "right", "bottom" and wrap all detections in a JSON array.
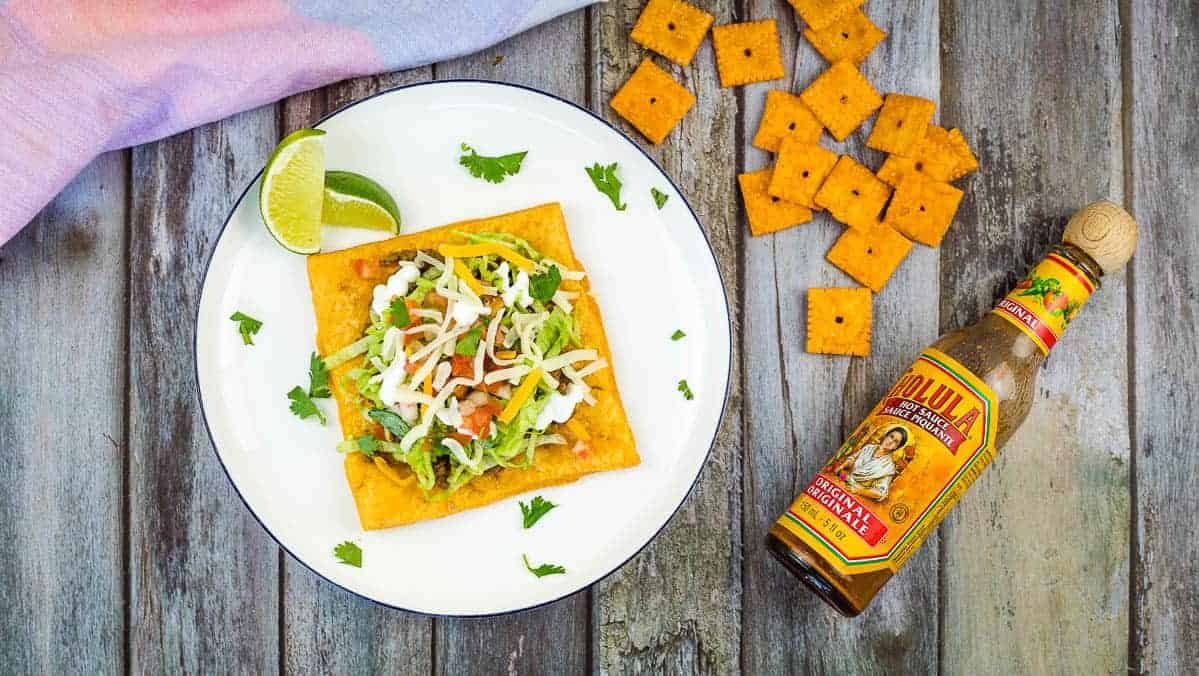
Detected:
[{"left": 1, "top": 1, "right": 1195, "bottom": 673}]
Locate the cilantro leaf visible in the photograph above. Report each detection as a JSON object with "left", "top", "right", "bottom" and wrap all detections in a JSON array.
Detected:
[
  {"left": 522, "top": 554, "right": 566, "bottom": 578},
  {"left": 334, "top": 541, "right": 362, "bottom": 568},
  {"left": 651, "top": 187, "right": 669, "bottom": 209},
  {"left": 459, "top": 143, "right": 528, "bottom": 184},
  {"left": 528, "top": 265, "right": 562, "bottom": 303},
  {"left": 308, "top": 352, "right": 331, "bottom": 398},
  {"left": 229, "top": 311, "right": 262, "bottom": 346},
  {"left": 355, "top": 435, "right": 378, "bottom": 457},
  {"left": 677, "top": 379, "right": 694, "bottom": 401},
  {"left": 287, "top": 386, "right": 326, "bottom": 424},
  {"left": 520, "top": 496, "right": 558, "bottom": 529},
  {"left": 455, "top": 325, "right": 485, "bottom": 356},
  {"left": 368, "top": 408, "right": 412, "bottom": 439},
  {"left": 389, "top": 297, "right": 410, "bottom": 328},
  {"left": 585, "top": 162, "right": 627, "bottom": 211},
  {"left": 671, "top": 329, "right": 686, "bottom": 341}
]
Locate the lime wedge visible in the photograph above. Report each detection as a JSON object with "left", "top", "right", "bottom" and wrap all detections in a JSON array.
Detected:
[
  {"left": 259, "top": 128, "right": 326, "bottom": 254},
  {"left": 322, "top": 170, "right": 402, "bottom": 233}
]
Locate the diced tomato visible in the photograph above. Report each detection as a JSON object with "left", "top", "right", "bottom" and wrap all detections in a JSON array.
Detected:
[
  {"left": 449, "top": 432, "right": 473, "bottom": 445},
  {"left": 405, "top": 359, "right": 419, "bottom": 374},
  {"left": 461, "top": 402, "right": 500, "bottom": 438},
  {"left": 350, "top": 258, "right": 384, "bottom": 280},
  {"left": 451, "top": 354, "right": 474, "bottom": 378},
  {"left": 571, "top": 440, "right": 591, "bottom": 460}
]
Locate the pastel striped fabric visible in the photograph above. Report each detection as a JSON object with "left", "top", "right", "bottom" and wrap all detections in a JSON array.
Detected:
[{"left": 0, "top": 0, "right": 592, "bottom": 247}]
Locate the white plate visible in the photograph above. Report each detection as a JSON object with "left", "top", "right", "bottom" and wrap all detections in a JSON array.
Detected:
[{"left": 195, "top": 81, "right": 731, "bottom": 616}]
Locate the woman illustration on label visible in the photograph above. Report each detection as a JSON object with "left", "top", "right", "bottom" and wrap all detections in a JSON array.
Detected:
[{"left": 831, "top": 425, "right": 909, "bottom": 501}]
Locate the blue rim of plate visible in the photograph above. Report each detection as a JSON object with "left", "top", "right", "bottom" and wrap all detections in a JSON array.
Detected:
[{"left": 193, "top": 79, "right": 734, "bottom": 618}]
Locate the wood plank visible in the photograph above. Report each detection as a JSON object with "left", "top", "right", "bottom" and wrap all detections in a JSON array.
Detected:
[
  {"left": 432, "top": 12, "right": 592, "bottom": 676},
  {"left": 0, "top": 152, "right": 127, "bottom": 672},
  {"left": 128, "top": 107, "right": 281, "bottom": 673},
  {"left": 740, "top": 2, "right": 941, "bottom": 672},
  {"left": 279, "top": 69, "right": 435, "bottom": 676},
  {"left": 1129, "top": 2, "right": 1199, "bottom": 672},
  {"left": 590, "top": 1, "right": 743, "bottom": 673},
  {"left": 939, "top": 2, "right": 1129, "bottom": 673}
]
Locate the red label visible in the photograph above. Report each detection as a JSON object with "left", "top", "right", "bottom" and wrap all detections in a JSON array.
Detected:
[
  {"left": 993, "top": 297, "right": 1059, "bottom": 350},
  {"left": 800, "top": 476, "right": 889, "bottom": 546}
]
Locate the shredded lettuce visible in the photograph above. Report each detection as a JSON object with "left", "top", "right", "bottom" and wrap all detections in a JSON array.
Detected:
[
  {"left": 324, "top": 335, "right": 370, "bottom": 369},
  {"left": 406, "top": 277, "right": 435, "bottom": 303},
  {"left": 535, "top": 307, "right": 577, "bottom": 359},
  {"left": 492, "top": 392, "right": 549, "bottom": 463}
]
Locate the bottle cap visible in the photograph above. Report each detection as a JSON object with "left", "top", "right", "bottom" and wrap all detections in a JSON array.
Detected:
[{"left": 1062, "top": 201, "right": 1138, "bottom": 274}]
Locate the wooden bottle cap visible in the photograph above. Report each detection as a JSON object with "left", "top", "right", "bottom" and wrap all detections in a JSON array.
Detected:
[{"left": 1062, "top": 200, "right": 1138, "bottom": 274}]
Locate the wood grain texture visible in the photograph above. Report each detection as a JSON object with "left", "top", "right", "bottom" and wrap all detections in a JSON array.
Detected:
[
  {"left": 740, "top": 1, "right": 942, "bottom": 672},
  {"left": 278, "top": 69, "right": 435, "bottom": 676},
  {"left": 0, "top": 152, "right": 127, "bottom": 673},
  {"left": 591, "top": 1, "right": 742, "bottom": 673},
  {"left": 127, "top": 107, "right": 281, "bottom": 673},
  {"left": 430, "top": 13, "right": 593, "bottom": 676},
  {"left": 939, "top": 2, "right": 1129, "bottom": 673},
  {"left": 1129, "top": 2, "right": 1199, "bottom": 672}
]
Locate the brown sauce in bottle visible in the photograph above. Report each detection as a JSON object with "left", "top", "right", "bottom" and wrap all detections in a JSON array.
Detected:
[{"left": 767, "top": 202, "right": 1138, "bottom": 616}]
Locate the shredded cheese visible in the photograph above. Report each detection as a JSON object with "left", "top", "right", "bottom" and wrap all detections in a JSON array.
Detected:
[
  {"left": 498, "top": 368, "right": 543, "bottom": 424},
  {"left": 453, "top": 259, "right": 485, "bottom": 296},
  {"left": 496, "top": 350, "right": 517, "bottom": 359},
  {"left": 421, "top": 371, "right": 433, "bottom": 416},
  {"left": 439, "top": 243, "right": 536, "bottom": 271}
]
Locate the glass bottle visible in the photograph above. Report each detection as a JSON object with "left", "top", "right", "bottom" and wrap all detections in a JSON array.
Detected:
[{"left": 766, "top": 201, "right": 1138, "bottom": 616}]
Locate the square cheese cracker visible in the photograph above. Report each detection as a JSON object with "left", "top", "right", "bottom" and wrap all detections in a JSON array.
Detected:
[
  {"left": 813, "top": 155, "right": 891, "bottom": 230},
  {"left": 712, "top": 20, "right": 786, "bottom": 87},
  {"left": 740, "top": 169, "right": 814, "bottom": 235},
  {"left": 803, "top": 8, "right": 886, "bottom": 65},
  {"left": 610, "top": 59, "right": 696, "bottom": 144},
  {"left": 630, "top": 0, "right": 715, "bottom": 67},
  {"left": 883, "top": 173, "right": 964, "bottom": 246},
  {"left": 866, "top": 93, "right": 936, "bottom": 155},
  {"left": 768, "top": 137, "right": 839, "bottom": 208},
  {"left": 800, "top": 60, "right": 883, "bottom": 141},
  {"left": 807, "top": 287, "right": 872, "bottom": 357},
  {"left": 826, "top": 223, "right": 913, "bottom": 292},
  {"left": 787, "top": 0, "right": 864, "bottom": 30},
  {"left": 752, "top": 90, "right": 823, "bottom": 152}
]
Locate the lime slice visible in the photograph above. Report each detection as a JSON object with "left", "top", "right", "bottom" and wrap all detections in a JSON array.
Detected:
[
  {"left": 259, "top": 128, "right": 326, "bottom": 254},
  {"left": 322, "top": 170, "right": 402, "bottom": 233}
]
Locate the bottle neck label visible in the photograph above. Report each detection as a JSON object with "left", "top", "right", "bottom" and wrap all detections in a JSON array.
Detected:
[
  {"left": 990, "top": 252, "right": 1096, "bottom": 354},
  {"left": 776, "top": 348, "right": 998, "bottom": 575}
]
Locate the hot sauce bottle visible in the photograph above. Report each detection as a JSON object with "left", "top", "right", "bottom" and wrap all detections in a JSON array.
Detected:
[{"left": 767, "top": 201, "right": 1139, "bottom": 616}]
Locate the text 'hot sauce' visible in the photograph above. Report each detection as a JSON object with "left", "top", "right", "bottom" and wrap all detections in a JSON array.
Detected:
[{"left": 767, "top": 201, "right": 1139, "bottom": 616}]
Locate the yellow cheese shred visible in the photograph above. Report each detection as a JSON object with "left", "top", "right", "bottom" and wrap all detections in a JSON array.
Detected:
[
  {"left": 439, "top": 243, "right": 536, "bottom": 271},
  {"left": 452, "top": 259, "right": 485, "bottom": 296},
  {"left": 498, "top": 368, "right": 543, "bottom": 424},
  {"left": 421, "top": 372, "right": 433, "bottom": 417}
]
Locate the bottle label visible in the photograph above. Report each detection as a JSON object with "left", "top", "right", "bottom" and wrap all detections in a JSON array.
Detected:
[
  {"left": 989, "top": 252, "right": 1095, "bottom": 354},
  {"left": 776, "top": 348, "right": 998, "bottom": 575}
]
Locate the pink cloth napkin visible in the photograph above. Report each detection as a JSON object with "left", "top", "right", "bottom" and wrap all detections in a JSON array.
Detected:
[{"left": 0, "top": 0, "right": 593, "bottom": 248}]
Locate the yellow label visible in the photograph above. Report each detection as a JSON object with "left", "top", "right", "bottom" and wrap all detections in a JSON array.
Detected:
[
  {"left": 989, "top": 252, "right": 1095, "bottom": 354},
  {"left": 776, "top": 348, "right": 998, "bottom": 575}
]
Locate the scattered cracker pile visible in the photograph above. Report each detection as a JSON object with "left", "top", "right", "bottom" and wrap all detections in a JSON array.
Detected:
[{"left": 611, "top": 0, "right": 979, "bottom": 359}]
